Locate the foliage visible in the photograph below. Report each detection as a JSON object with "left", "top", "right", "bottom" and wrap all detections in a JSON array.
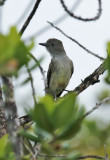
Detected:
[
  {"left": 0, "top": 135, "right": 15, "bottom": 160},
  {"left": 0, "top": 23, "right": 110, "bottom": 160},
  {"left": 0, "top": 27, "right": 33, "bottom": 76},
  {"left": 29, "top": 93, "right": 85, "bottom": 141}
]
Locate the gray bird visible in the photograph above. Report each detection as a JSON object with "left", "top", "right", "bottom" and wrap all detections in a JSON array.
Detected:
[{"left": 39, "top": 38, "right": 74, "bottom": 98}]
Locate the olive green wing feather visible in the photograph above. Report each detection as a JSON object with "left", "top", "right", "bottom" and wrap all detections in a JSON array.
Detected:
[
  {"left": 47, "top": 58, "right": 56, "bottom": 88},
  {"left": 70, "top": 60, "right": 74, "bottom": 77}
]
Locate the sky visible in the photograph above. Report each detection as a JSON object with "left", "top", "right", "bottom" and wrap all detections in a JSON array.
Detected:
[{"left": 1, "top": 0, "right": 110, "bottom": 121}]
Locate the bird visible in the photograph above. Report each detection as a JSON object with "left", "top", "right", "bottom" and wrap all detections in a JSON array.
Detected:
[{"left": 39, "top": 38, "right": 74, "bottom": 99}]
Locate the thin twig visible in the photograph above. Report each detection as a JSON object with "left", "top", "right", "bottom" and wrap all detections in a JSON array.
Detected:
[
  {"left": 78, "top": 155, "right": 105, "bottom": 159},
  {"left": 39, "top": 153, "right": 105, "bottom": 159},
  {"left": 26, "top": 64, "right": 37, "bottom": 106},
  {"left": 48, "top": 21, "right": 105, "bottom": 61},
  {"left": 38, "top": 153, "right": 65, "bottom": 158},
  {"left": 83, "top": 97, "right": 110, "bottom": 118},
  {"left": 60, "top": 0, "right": 102, "bottom": 21},
  {"left": 25, "top": 0, "right": 83, "bottom": 41},
  {"left": 19, "top": 61, "right": 106, "bottom": 126},
  {"left": 19, "top": 0, "right": 42, "bottom": 36},
  {"left": 29, "top": 53, "right": 47, "bottom": 90}
]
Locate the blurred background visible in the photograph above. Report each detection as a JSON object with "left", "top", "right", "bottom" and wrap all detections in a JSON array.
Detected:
[{"left": 0, "top": 0, "right": 110, "bottom": 122}]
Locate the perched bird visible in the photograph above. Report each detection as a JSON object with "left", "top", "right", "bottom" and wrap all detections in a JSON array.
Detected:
[{"left": 39, "top": 38, "right": 73, "bottom": 99}]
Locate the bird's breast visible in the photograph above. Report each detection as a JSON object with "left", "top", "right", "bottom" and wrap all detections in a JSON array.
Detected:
[{"left": 49, "top": 56, "right": 72, "bottom": 91}]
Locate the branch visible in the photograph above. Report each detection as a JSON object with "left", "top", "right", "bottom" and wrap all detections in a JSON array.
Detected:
[
  {"left": 78, "top": 155, "right": 105, "bottom": 159},
  {"left": 60, "top": 0, "right": 102, "bottom": 22},
  {"left": 29, "top": 53, "right": 47, "bottom": 90},
  {"left": 19, "top": 61, "right": 106, "bottom": 125},
  {"left": 19, "top": 115, "right": 32, "bottom": 125},
  {"left": 19, "top": 0, "right": 42, "bottom": 36},
  {"left": 0, "top": 85, "right": 6, "bottom": 138},
  {"left": 26, "top": 64, "right": 37, "bottom": 106},
  {"left": 39, "top": 153, "right": 105, "bottom": 159},
  {"left": 25, "top": 0, "right": 83, "bottom": 40},
  {"left": 48, "top": 21, "right": 105, "bottom": 61},
  {"left": 2, "top": 76, "right": 22, "bottom": 159},
  {"left": 0, "top": 0, "right": 6, "bottom": 6},
  {"left": 73, "top": 62, "right": 105, "bottom": 95},
  {"left": 83, "top": 97, "right": 110, "bottom": 118}
]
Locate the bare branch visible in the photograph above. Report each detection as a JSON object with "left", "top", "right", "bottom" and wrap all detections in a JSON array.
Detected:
[
  {"left": 19, "top": 61, "right": 106, "bottom": 126},
  {"left": 29, "top": 53, "right": 47, "bottom": 90},
  {"left": 78, "top": 155, "right": 105, "bottom": 159},
  {"left": 25, "top": 0, "right": 83, "bottom": 41},
  {"left": 39, "top": 153, "right": 105, "bottom": 159},
  {"left": 19, "top": 115, "right": 32, "bottom": 126},
  {"left": 60, "top": 0, "right": 102, "bottom": 22},
  {"left": 26, "top": 64, "right": 37, "bottom": 106},
  {"left": 0, "top": 0, "right": 6, "bottom": 6},
  {"left": 83, "top": 97, "right": 110, "bottom": 118},
  {"left": 19, "top": 0, "right": 42, "bottom": 36},
  {"left": 38, "top": 153, "right": 65, "bottom": 158},
  {"left": 48, "top": 21, "right": 105, "bottom": 61},
  {"left": 73, "top": 62, "right": 105, "bottom": 95},
  {"left": 0, "top": 85, "right": 6, "bottom": 138}
]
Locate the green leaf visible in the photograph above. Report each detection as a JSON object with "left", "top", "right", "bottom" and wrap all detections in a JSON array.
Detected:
[
  {"left": 30, "top": 95, "right": 55, "bottom": 133},
  {"left": 0, "top": 26, "right": 33, "bottom": 76},
  {"left": 19, "top": 130, "right": 41, "bottom": 143},
  {"left": 55, "top": 106, "right": 85, "bottom": 140},
  {"left": 0, "top": 134, "right": 8, "bottom": 157},
  {"left": 52, "top": 93, "right": 76, "bottom": 129},
  {"left": 29, "top": 56, "right": 44, "bottom": 72},
  {"left": 0, "top": 134, "right": 15, "bottom": 160},
  {"left": 65, "top": 152, "right": 81, "bottom": 160},
  {"left": 22, "top": 77, "right": 31, "bottom": 85}
]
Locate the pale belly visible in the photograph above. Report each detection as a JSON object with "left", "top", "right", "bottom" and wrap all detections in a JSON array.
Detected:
[{"left": 49, "top": 60, "right": 72, "bottom": 95}]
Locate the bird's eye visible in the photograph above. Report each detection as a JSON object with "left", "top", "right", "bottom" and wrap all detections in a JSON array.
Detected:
[{"left": 51, "top": 43, "right": 54, "bottom": 46}]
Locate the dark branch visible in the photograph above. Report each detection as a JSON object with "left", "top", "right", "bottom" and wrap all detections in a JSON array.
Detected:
[
  {"left": 83, "top": 97, "right": 110, "bottom": 118},
  {"left": 19, "top": 61, "right": 105, "bottom": 125},
  {"left": 29, "top": 53, "right": 47, "bottom": 90},
  {"left": 0, "top": 85, "right": 6, "bottom": 138},
  {"left": 0, "top": 0, "right": 6, "bottom": 6},
  {"left": 48, "top": 21, "right": 105, "bottom": 61},
  {"left": 77, "top": 155, "right": 105, "bottom": 159},
  {"left": 19, "top": 115, "right": 32, "bottom": 125},
  {"left": 39, "top": 153, "right": 105, "bottom": 159},
  {"left": 19, "top": 0, "right": 42, "bottom": 36},
  {"left": 26, "top": 64, "right": 37, "bottom": 106},
  {"left": 25, "top": 0, "right": 83, "bottom": 41},
  {"left": 60, "top": 0, "right": 102, "bottom": 22},
  {"left": 73, "top": 62, "right": 105, "bottom": 95}
]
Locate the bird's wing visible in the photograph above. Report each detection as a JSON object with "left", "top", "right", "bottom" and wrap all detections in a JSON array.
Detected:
[
  {"left": 47, "top": 58, "right": 56, "bottom": 88},
  {"left": 70, "top": 60, "right": 74, "bottom": 77}
]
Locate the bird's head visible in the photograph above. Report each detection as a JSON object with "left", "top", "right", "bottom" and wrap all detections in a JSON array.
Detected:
[{"left": 39, "top": 38, "right": 66, "bottom": 56}]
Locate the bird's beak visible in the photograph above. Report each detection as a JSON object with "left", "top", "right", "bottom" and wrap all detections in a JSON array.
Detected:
[{"left": 39, "top": 43, "right": 47, "bottom": 47}]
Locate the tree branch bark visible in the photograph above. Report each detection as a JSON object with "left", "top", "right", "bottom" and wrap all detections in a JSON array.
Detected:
[
  {"left": 0, "top": 85, "right": 6, "bottom": 138},
  {"left": 2, "top": 76, "right": 22, "bottom": 160}
]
